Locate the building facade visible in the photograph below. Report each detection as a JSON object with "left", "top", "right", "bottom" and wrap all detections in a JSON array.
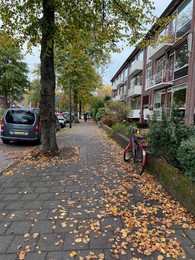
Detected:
[{"left": 111, "top": 0, "right": 195, "bottom": 124}]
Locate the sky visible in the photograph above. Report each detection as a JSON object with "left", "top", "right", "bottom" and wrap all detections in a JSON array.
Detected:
[{"left": 24, "top": 0, "right": 172, "bottom": 85}]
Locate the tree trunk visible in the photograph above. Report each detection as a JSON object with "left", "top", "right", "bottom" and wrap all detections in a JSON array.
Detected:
[
  {"left": 39, "top": 0, "right": 58, "bottom": 155},
  {"left": 73, "top": 88, "right": 79, "bottom": 123},
  {"left": 3, "top": 86, "right": 9, "bottom": 108},
  {"left": 79, "top": 101, "right": 82, "bottom": 119}
]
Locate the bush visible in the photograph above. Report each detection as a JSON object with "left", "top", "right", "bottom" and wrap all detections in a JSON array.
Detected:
[
  {"left": 147, "top": 107, "right": 195, "bottom": 168},
  {"left": 112, "top": 123, "right": 131, "bottom": 137},
  {"left": 105, "top": 100, "right": 129, "bottom": 123},
  {"left": 177, "top": 137, "right": 195, "bottom": 181},
  {"left": 101, "top": 115, "right": 114, "bottom": 127},
  {"left": 95, "top": 107, "right": 108, "bottom": 121},
  {"left": 136, "top": 122, "right": 149, "bottom": 129}
]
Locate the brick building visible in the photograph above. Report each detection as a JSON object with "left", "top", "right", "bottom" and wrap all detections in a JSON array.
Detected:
[{"left": 111, "top": 0, "right": 195, "bottom": 124}]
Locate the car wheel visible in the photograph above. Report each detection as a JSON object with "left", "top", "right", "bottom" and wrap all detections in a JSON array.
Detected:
[{"left": 2, "top": 139, "right": 10, "bottom": 144}]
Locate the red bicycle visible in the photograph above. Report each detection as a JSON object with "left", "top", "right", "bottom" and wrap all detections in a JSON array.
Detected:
[{"left": 124, "top": 128, "right": 147, "bottom": 175}]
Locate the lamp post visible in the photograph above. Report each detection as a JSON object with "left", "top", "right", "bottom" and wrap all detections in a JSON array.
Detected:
[{"left": 69, "top": 70, "right": 72, "bottom": 129}]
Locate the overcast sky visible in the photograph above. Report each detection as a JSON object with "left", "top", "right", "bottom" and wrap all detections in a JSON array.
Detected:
[{"left": 25, "top": 0, "right": 172, "bottom": 85}]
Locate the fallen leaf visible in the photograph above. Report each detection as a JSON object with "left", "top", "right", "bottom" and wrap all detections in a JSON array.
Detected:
[{"left": 70, "top": 251, "right": 77, "bottom": 257}]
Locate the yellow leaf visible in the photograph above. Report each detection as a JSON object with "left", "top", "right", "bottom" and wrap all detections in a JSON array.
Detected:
[{"left": 70, "top": 251, "right": 77, "bottom": 257}]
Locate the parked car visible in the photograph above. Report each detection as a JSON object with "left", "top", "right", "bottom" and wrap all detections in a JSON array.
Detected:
[
  {"left": 0, "top": 108, "right": 41, "bottom": 144},
  {"left": 63, "top": 112, "right": 74, "bottom": 123},
  {"left": 55, "top": 113, "right": 66, "bottom": 127},
  {"left": 55, "top": 115, "right": 61, "bottom": 131}
]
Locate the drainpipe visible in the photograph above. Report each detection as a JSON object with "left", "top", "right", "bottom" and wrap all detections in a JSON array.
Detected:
[{"left": 185, "top": 1, "right": 195, "bottom": 124}]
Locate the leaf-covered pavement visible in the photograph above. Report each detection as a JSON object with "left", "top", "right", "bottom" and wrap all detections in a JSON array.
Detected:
[{"left": 0, "top": 121, "right": 194, "bottom": 260}]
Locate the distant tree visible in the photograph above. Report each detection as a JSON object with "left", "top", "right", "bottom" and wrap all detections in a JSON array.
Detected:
[{"left": 0, "top": 35, "right": 30, "bottom": 108}]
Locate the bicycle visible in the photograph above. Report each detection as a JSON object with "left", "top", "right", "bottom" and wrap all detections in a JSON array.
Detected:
[{"left": 124, "top": 127, "right": 147, "bottom": 175}]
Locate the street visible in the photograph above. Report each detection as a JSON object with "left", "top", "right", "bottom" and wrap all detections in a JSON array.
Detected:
[{"left": 0, "top": 139, "right": 37, "bottom": 173}]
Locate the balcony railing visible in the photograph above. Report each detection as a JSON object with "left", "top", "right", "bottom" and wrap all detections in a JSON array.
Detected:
[
  {"left": 143, "top": 108, "right": 153, "bottom": 120},
  {"left": 128, "top": 85, "right": 142, "bottom": 97},
  {"left": 127, "top": 109, "right": 141, "bottom": 119},
  {"left": 148, "top": 42, "right": 173, "bottom": 60},
  {"left": 113, "top": 95, "right": 120, "bottom": 101},
  {"left": 146, "top": 70, "right": 173, "bottom": 90},
  {"left": 129, "top": 60, "right": 143, "bottom": 77},
  {"left": 111, "top": 84, "right": 117, "bottom": 90},
  {"left": 120, "top": 94, "right": 126, "bottom": 100}
]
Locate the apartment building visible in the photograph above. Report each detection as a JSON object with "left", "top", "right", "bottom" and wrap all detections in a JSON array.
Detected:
[{"left": 111, "top": 0, "right": 195, "bottom": 124}]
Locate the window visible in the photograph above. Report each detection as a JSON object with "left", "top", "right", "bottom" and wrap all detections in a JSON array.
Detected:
[
  {"left": 156, "top": 25, "right": 169, "bottom": 47},
  {"left": 137, "top": 51, "right": 143, "bottom": 61},
  {"left": 124, "top": 67, "right": 128, "bottom": 80},
  {"left": 154, "top": 91, "right": 161, "bottom": 109},
  {"left": 177, "top": 0, "right": 192, "bottom": 33},
  {"left": 174, "top": 43, "right": 188, "bottom": 70},
  {"left": 146, "top": 67, "right": 152, "bottom": 89},
  {"left": 173, "top": 86, "right": 186, "bottom": 107},
  {"left": 137, "top": 74, "right": 142, "bottom": 86},
  {"left": 131, "top": 96, "right": 141, "bottom": 109},
  {"left": 6, "top": 110, "right": 35, "bottom": 125}
]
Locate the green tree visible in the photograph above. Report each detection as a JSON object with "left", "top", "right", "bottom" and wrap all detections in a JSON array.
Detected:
[
  {"left": 0, "top": 35, "right": 30, "bottom": 108},
  {"left": 56, "top": 50, "right": 102, "bottom": 123},
  {"left": 0, "top": 0, "right": 156, "bottom": 154}
]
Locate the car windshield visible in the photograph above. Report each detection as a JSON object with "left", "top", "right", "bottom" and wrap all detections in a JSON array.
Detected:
[{"left": 5, "top": 110, "right": 35, "bottom": 125}]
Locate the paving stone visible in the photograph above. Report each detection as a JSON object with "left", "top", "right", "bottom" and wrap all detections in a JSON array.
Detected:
[
  {"left": 6, "top": 234, "right": 38, "bottom": 253},
  {"left": 0, "top": 254, "right": 17, "bottom": 260},
  {"left": 30, "top": 220, "right": 54, "bottom": 234},
  {"left": 100, "top": 217, "right": 124, "bottom": 231},
  {"left": 46, "top": 251, "right": 76, "bottom": 260},
  {"left": 23, "top": 201, "right": 43, "bottom": 210},
  {"left": 36, "top": 234, "right": 64, "bottom": 251},
  {"left": 25, "top": 209, "right": 49, "bottom": 221},
  {"left": 89, "top": 231, "right": 114, "bottom": 249},
  {"left": 0, "top": 235, "right": 14, "bottom": 253},
  {"left": 62, "top": 233, "right": 90, "bottom": 250},
  {"left": 5, "top": 221, "right": 33, "bottom": 235},
  {"left": 5, "top": 202, "right": 25, "bottom": 210},
  {"left": 24, "top": 252, "right": 47, "bottom": 260}
]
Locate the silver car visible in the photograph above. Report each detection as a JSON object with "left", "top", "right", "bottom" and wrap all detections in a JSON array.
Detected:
[{"left": 0, "top": 108, "right": 41, "bottom": 144}]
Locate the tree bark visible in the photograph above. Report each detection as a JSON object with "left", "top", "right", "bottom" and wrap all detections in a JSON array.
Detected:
[{"left": 39, "top": 0, "right": 58, "bottom": 154}]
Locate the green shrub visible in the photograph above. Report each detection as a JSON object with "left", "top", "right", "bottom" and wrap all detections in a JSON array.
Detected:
[
  {"left": 95, "top": 107, "right": 108, "bottom": 121},
  {"left": 148, "top": 105, "right": 195, "bottom": 170},
  {"left": 177, "top": 137, "right": 195, "bottom": 181},
  {"left": 136, "top": 122, "right": 149, "bottom": 129},
  {"left": 112, "top": 123, "right": 131, "bottom": 137}
]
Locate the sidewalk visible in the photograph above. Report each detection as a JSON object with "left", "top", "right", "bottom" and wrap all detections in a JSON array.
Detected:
[{"left": 0, "top": 120, "right": 194, "bottom": 260}]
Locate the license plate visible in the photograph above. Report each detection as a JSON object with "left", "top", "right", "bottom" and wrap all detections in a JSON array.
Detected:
[{"left": 14, "top": 131, "right": 25, "bottom": 135}]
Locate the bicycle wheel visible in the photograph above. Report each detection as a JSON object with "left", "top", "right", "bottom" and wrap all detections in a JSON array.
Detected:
[
  {"left": 124, "top": 141, "right": 133, "bottom": 162},
  {"left": 135, "top": 145, "right": 144, "bottom": 175}
]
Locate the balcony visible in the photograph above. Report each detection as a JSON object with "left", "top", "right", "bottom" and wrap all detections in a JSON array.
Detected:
[
  {"left": 129, "top": 60, "right": 143, "bottom": 77},
  {"left": 148, "top": 42, "right": 173, "bottom": 60},
  {"left": 111, "top": 84, "right": 117, "bottom": 90},
  {"left": 120, "top": 94, "right": 126, "bottom": 100},
  {"left": 127, "top": 109, "right": 141, "bottom": 119},
  {"left": 128, "top": 85, "right": 142, "bottom": 97},
  {"left": 146, "top": 70, "right": 173, "bottom": 90},
  {"left": 113, "top": 95, "right": 120, "bottom": 101},
  {"left": 143, "top": 108, "right": 153, "bottom": 120}
]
